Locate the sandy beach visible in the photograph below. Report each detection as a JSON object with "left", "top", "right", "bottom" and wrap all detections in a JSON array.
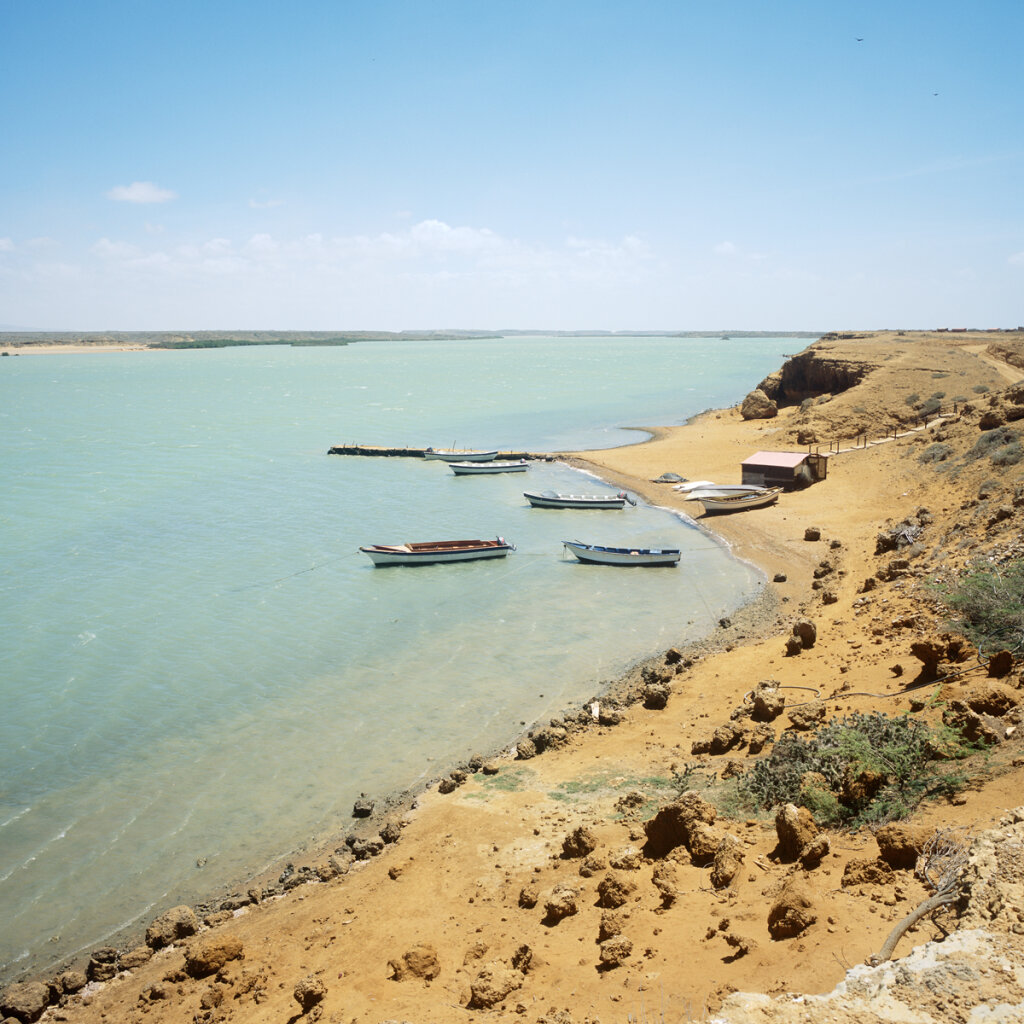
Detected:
[{"left": 5, "top": 330, "right": 1024, "bottom": 1024}]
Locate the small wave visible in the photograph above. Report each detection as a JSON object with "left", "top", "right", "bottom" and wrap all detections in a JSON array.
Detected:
[
  {"left": 0, "top": 807, "right": 31, "bottom": 830},
  {"left": 76, "top": 631, "right": 96, "bottom": 646},
  {"left": 0, "top": 822, "right": 75, "bottom": 885}
]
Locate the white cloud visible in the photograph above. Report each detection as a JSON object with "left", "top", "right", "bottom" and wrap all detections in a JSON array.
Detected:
[
  {"left": 78, "top": 221, "right": 657, "bottom": 286},
  {"left": 713, "top": 241, "right": 737, "bottom": 256},
  {"left": 1009, "top": 252, "right": 1024, "bottom": 266},
  {"left": 106, "top": 181, "right": 178, "bottom": 204},
  {"left": 0, "top": 237, "right": 13, "bottom": 252},
  {"left": 92, "top": 238, "right": 143, "bottom": 259},
  {"left": 28, "top": 236, "right": 59, "bottom": 249},
  {"left": 248, "top": 198, "right": 284, "bottom": 209}
]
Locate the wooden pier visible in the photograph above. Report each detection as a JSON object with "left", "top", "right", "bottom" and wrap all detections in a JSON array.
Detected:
[{"left": 328, "top": 444, "right": 547, "bottom": 460}]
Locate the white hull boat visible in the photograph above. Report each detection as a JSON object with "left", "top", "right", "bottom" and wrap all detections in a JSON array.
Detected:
[
  {"left": 673, "top": 480, "right": 718, "bottom": 492},
  {"left": 697, "top": 487, "right": 782, "bottom": 513},
  {"left": 450, "top": 460, "right": 529, "bottom": 475},
  {"left": 360, "top": 538, "right": 514, "bottom": 566},
  {"left": 562, "top": 540, "right": 681, "bottom": 567},
  {"left": 684, "top": 489, "right": 770, "bottom": 501},
  {"left": 524, "top": 489, "right": 635, "bottom": 509},
  {"left": 676, "top": 483, "right": 767, "bottom": 498},
  {"left": 424, "top": 448, "right": 498, "bottom": 462}
]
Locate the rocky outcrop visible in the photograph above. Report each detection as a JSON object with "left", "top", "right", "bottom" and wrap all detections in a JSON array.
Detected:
[
  {"left": 751, "top": 680, "right": 785, "bottom": 722},
  {"left": 596, "top": 871, "right": 637, "bottom": 908},
  {"left": 145, "top": 904, "right": 199, "bottom": 949},
  {"left": 711, "top": 834, "right": 745, "bottom": 889},
  {"left": 0, "top": 980, "right": 50, "bottom": 1023},
  {"left": 293, "top": 975, "right": 327, "bottom": 1013},
  {"left": 767, "top": 877, "right": 817, "bottom": 939},
  {"left": 598, "top": 935, "right": 633, "bottom": 969},
  {"left": 468, "top": 952, "right": 531, "bottom": 1009},
  {"left": 183, "top": 936, "right": 244, "bottom": 978},
  {"left": 774, "top": 804, "right": 819, "bottom": 862},
  {"left": 643, "top": 791, "right": 720, "bottom": 861},
  {"left": 759, "top": 348, "right": 876, "bottom": 406},
  {"left": 543, "top": 883, "right": 579, "bottom": 923},
  {"left": 874, "top": 822, "right": 932, "bottom": 869},
  {"left": 740, "top": 389, "right": 778, "bottom": 420},
  {"left": 389, "top": 943, "right": 441, "bottom": 981},
  {"left": 561, "top": 826, "right": 598, "bottom": 858}
]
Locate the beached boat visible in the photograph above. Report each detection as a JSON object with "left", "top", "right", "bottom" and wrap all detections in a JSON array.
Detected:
[
  {"left": 561, "top": 540, "right": 681, "bottom": 567},
  {"left": 680, "top": 485, "right": 770, "bottom": 501},
  {"left": 675, "top": 482, "right": 766, "bottom": 497},
  {"left": 423, "top": 448, "right": 498, "bottom": 462},
  {"left": 360, "top": 537, "right": 514, "bottom": 566},
  {"left": 697, "top": 487, "right": 782, "bottom": 513},
  {"left": 450, "top": 460, "right": 529, "bottom": 475},
  {"left": 673, "top": 480, "right": 718, "bottom": 492},
  {"left": 524, "top": 489, "right": 636, "bottom": 509}
]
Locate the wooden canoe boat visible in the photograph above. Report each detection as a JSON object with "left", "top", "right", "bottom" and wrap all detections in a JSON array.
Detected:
[
  {"left": 676, "top": 484, "right": 767, "bottom": 498},
  {"left": 524, "top": 490, "right": 635, "bottom": 509},
  {"left": 561, "top": 540, "right": 681, "bottom": 567},
  {"left": 423, "top": 448, "right": 498, "bottom": 462},
  {"left": 697, "top": 487, "right": 782, "bottom": 513},
  {"left": 360, "top": 538, "right": 514, "bottom": 566},
  {"left": 449, "top": 460, "right": 529, "bottom": 475}
]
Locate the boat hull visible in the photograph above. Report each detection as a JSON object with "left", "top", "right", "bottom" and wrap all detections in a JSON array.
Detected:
[
  {"left": 562, "top": 540, "right": 681, "bottom": 566},
  {"left": 424, "top": 449, "right": 498, "bottom": 462},
  {"left": 524, "top": 490, "right": 627, "bottom": 509},
  {"left": 698, "top": 487, "right": 782, "bottom": 513},
  {"left": 360, "top": 539, "right": 513, "bottom": 566},
  {"left": 450, "top": 460, "right": 528, "bottom": 475},
  {"left": 679, "top": 485, "right": 767, "bottom": 499}
]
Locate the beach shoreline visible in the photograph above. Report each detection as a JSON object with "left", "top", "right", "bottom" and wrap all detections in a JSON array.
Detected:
[
  {"left": 9, "top": 330, "right": 1024, "bottom": 1024},
  {"left": 0, "top": 435, "right": 780, "bottom": 990}
]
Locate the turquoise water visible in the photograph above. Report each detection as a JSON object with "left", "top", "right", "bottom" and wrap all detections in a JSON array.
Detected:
[{"left": 0, "top": 335, "right": 795, "bottom": 979}]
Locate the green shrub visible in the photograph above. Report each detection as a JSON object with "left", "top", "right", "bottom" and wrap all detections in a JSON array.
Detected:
[
  {"left": 931, "top": 391, "right": 946, "bottom": 400},
  {"left": 800, "top": 781, "right": 844, "bottom": 825},
  {"left": 919, "top": 397, "right": 943, "bottom": 417},
  {"left": 739, "top": 711, "right": 967, "bottom": 825},
  {"left": 934, "top": 557, "right": 1024, "bottom": 655},
  {"left": 991, "top": 442, "right": 1024, "bottom": 467},
  {"left": 905, "top": 393, "right": 921, "bottom": 406},
  {"left": 974, "top": 384, "right": 991, "bottom": 394},
  {"left": 963, "top": 426, "right": 1020, "bottom": 463},
  {"left": 919, "top": 443, "right": 954, "bottom": 464}
]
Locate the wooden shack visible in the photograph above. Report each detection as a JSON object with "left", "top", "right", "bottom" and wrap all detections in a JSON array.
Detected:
[{"left": 741, "top": 450, "right": 827, "bottom": 490}]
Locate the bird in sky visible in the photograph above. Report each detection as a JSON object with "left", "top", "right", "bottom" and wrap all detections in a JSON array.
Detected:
[{"left": 856, "top": 37, "right": 864, "bottom": 41}]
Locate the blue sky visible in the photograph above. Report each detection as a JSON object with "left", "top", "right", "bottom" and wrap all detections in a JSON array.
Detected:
[{"left": 1, "top": 0, "right": 1021, "bottom": 331}]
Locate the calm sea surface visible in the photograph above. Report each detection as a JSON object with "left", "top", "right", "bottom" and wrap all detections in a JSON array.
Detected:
[{"left": 0, "top": 335, "right": 797, "bottom": 979}]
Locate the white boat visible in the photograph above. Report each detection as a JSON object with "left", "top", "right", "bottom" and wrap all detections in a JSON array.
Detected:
[
  {"left": 675, "top": 482, "right": 765, "bottom": 497},
  {"left": 697, "top": 487, "right": 782, "bottom": 513},
  {"left": 524, "top": 489, "right": 636, "bottom": 509},
  {"left": 424, "top": 448, "right": 498, "bottom": 462},
  {"left": 562, "top": 540, "right": 681, "bottom": 567},
  {"left": 681, "top": 485, "right": 770, "bottom": 500},
  {"left": 360, "top": 537, "right": 514, "bottom": 566},
  {"left": 450, "top": 460, "right": 529, "bottom": 475}
]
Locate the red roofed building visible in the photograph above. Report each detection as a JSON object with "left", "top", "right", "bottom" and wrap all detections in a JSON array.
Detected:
[{"left": 741, "top": 450, "right": 827, "bottom": 490}]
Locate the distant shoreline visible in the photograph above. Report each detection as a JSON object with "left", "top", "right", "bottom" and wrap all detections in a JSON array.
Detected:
[{"left": 0, "top": 329, "right": 824, "bottom": 356}]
